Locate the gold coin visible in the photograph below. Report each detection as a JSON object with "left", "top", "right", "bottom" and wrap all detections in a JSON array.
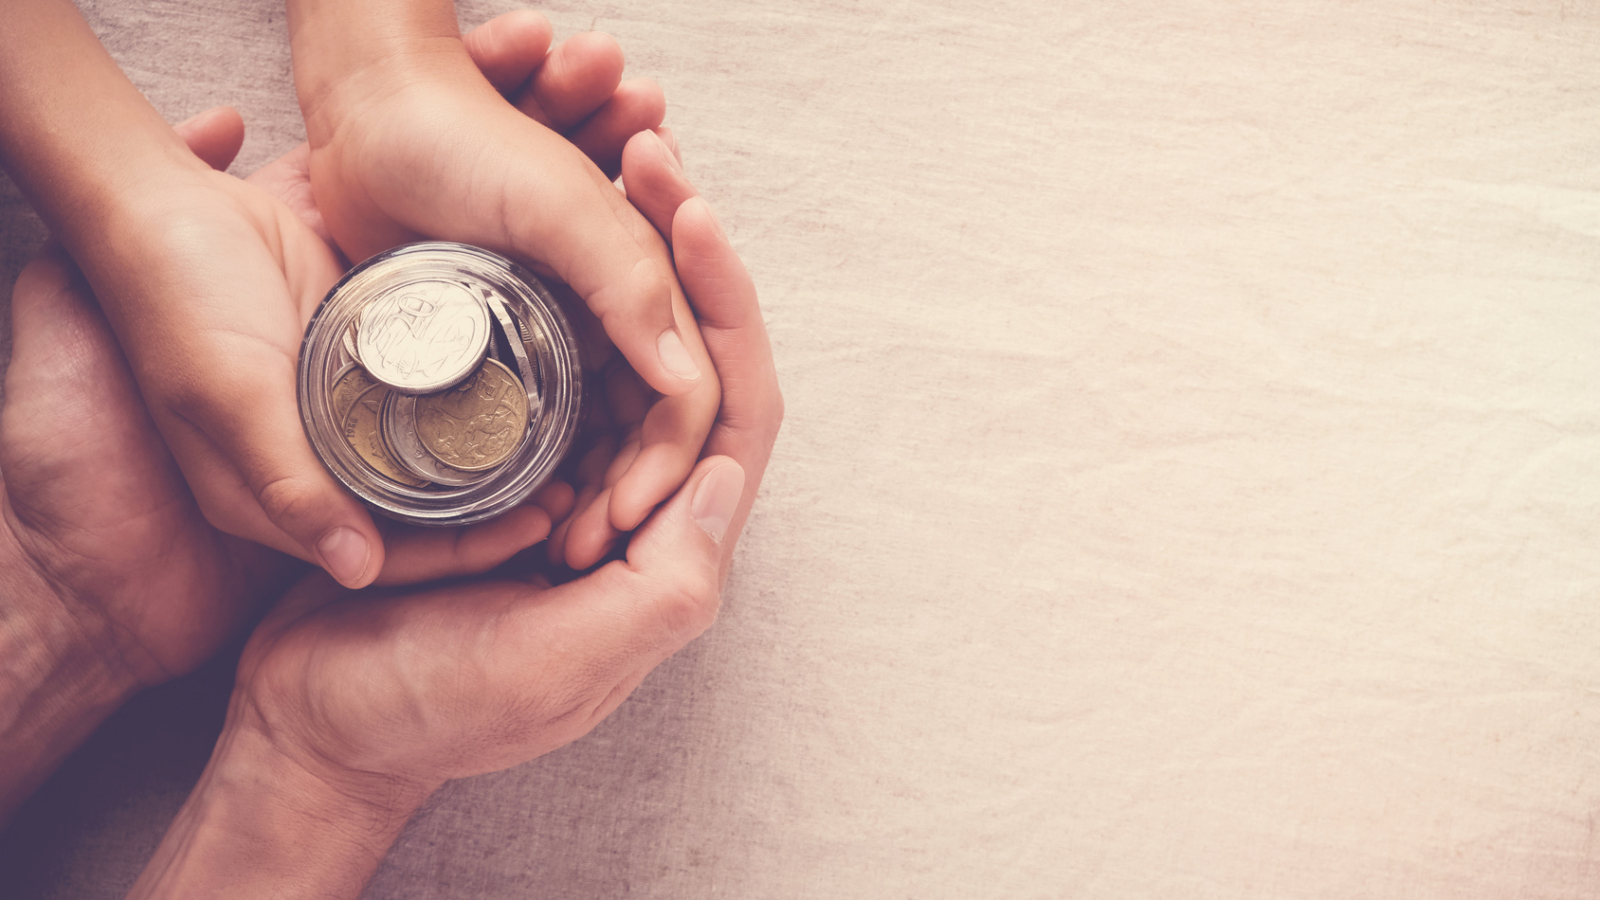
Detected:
[
  {"left": 330, "top": 364, "right": 377, "bottom": 421},
  {"left": 415, "top": 358, "right": 529, "bottom": 472},
  {"left": 341, "top": 383, "right": 428, "bottom": 487},
  {"left": 380, "top": 391, "right": 488, "bottom": 487}
]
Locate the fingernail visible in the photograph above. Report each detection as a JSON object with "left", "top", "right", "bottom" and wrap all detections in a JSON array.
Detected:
[
  {"left": 692, "top": 462, "right": 745, "bottom": 544},
  {"left": 317, "top": 526, "right": 371, "bottom": 587},
  {"left": 654, "top": 128, "right": 683, "bottom": 171},
  {"left": 657, "top": 328, "right": 702, "bottom": 382}
]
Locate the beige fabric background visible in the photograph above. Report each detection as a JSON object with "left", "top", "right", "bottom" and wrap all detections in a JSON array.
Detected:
[{"left": 3, "top": 1, "right": 1600, "bottom": 897}]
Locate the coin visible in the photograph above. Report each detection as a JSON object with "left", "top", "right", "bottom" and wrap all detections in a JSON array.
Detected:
[
  {"left": 356, "top": 280, "right": 490, "bottom": 393},
  {"left": 330, "top": 364, "right": 377, "bottom": 421},
  {"left": 381, "top": 391, "right": 490, "bottom": 487},
  {"left": 342, "top": 320, "right": 359, "bottom": 363},
  {"left": 341, "top": 383, "right": 429, "bottom": 487},
  {"left": 415, "top": 358, "right": 529, "bottom": 472},
  {"left": 486, "top": 294, "right": 541, "bottom": 413}
]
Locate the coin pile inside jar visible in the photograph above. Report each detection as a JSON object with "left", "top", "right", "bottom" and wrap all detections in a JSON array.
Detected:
[
  {"left": 298, "top": 243, "right": 584, "bottom": 526},
  {"left": 337, "top": 281, "right": 540, "bottom": 488}
]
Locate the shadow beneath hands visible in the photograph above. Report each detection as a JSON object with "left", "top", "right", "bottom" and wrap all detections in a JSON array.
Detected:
[{"left": 0, "top": 643, "right": 241, "bottom": 900}]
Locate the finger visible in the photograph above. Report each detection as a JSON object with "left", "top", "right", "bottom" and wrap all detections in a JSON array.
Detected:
[
  {"left": 561, "top": 485, "right": 621, "bottom": 570},
  {"left": 533, "top": 479, "right": 577, "bottom": 524},
  {"left": 554, "top": 433, "right": 622, "bottom": 568},
  {"left": 506, "top": 153, "right": 705, "bottom": 396},
  {"left": 671, "top": 197, "right": 783, "bottom": 569},
  {"left": 621, "top": 129, "right": 696, "bottom": 240},
  {"left": 570, "top": 78, "right": 666, "bottom": 179},
  {"left": 605, "top": 456, "right": 743, "bottom": 650},
  {"left": 158, "top": 345, "right": 385, "bottom": 589},
  {"left": 173, "top": 105, "right": 245, "bottom": 172},
  {"left": 606, "top": 381, "right": 715, "bottom": 532},
  {"left": 656, "top": 126, "right": 682, "bottom": 165},
  {"left": 517, "top": 31, "right": 624, "bottom": 131},
  {"left": 547, "top": 479, "right": 600, "bottom": 567},
  {"left": 462, "top": 9, "right": 554, "bottom": 96},
  {"left": 8, "top": 246, "right": 104, "bottom": 406},
  {"left": 551, "top": 146, "right": 717, "bottom": 533},
  {"left": 244, "top": 143, "right": 333, "bottom": 244},
  {"left": 373, "top": 503, "right": 552, "bottom": 586},
  {"left": 672, "top": 199, "right": 765, "bottom": 336},
  {"left": 506, "top": 456, "right": 744, "bottom": 694}
]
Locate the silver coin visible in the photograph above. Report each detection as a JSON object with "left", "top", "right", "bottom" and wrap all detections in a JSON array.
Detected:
[
  {"left": 341, "top": 320, "right": 359, "bottom": 364},
  {"left": 381, "top": 390, "right": 493, "bottom": 487},
  {"left": 486, "top": 294, "right": 542, "bottom": 418},
  {"left": 356, "top": 280, "right": 490, "bottom": 393}
]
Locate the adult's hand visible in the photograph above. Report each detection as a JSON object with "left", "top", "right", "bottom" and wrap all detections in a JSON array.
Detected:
[
  {"left": 125, "top": 141, "right": 783, "bottom": 900},
  {"left": 289, "top": 0, "right": 721, "bottom": 567},
  {"left": 0, "top": 242, "right": 291, "bottom": 824},
  {"left": 0, "top": 12, "right": 667, "bottom": 822}
]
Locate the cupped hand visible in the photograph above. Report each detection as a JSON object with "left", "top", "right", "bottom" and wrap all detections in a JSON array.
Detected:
[
  {"left": 222, "top": 145, "right": 780, "bottom": 806},
  {"left": 298, "top": 11, "right": 720, "bottom": 568},
  {"left": 75, "top": 13, "right": 667, "bottom": 588},
  {"left": 0, "top": 11, "right": 648, "bottom": 687}
]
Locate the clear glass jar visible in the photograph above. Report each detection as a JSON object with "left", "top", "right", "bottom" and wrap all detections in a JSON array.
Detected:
[{"left": 298, "top": 242, "right": 583, "bottom": 526}]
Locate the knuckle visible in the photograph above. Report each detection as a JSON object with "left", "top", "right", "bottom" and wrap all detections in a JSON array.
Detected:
[
  {"left": 254, "top": 473, "right": 326, "bottom": 533},
  {"left": 540, "top": 666, "right": 620, "bottom": 733},
  {"left": 643, "top": 564, "right": 722, "bottom": 645},
  {"left": 192, "top": 489, "right": 248, "bottom": 536},
  {"left": 592, "top": 257, "right": 671, "bottom": 323},
  {"left": 153, "top": 362, "right": 217, "bottom": 420}
]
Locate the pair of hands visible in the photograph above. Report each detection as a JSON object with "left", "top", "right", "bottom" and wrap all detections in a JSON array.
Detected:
[
  {"left": 81, "top": 5, "right": 719, "bottom": 589},
  {"left": 0, "top": 8, "right": 781, "bottom": 881}
]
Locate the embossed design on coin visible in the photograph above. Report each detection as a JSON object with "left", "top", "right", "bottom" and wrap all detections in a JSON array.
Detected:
[
  {"left": 381, "top": 392, "right": 490, "bottom": 486},
  {"left": 342, "top": 384, "right": 428, "bottom": 487},
  {"left": 356, "top": 280, "right": 490, "bottom": 393},
  {"left": 330, "top": 364, "right": 377, "bottom": 421},
  {"left": 415, "top": 358, "right": 529, "bottom": 472}
]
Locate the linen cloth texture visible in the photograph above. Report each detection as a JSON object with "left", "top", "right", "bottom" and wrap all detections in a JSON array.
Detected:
[{"left": 2, "top": 1, "right": 1599, "bottom": 897}]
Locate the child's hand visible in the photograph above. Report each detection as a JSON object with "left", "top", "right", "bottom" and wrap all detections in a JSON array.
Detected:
[
  {"left": 291, "top": 5, "right": 721, "bottom": 567},
  {"left": 0, "top": 4, "right": 674, "bottom": 587}
]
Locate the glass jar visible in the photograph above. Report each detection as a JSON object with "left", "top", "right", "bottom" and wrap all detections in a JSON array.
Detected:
[{"left": 298, "top": 242, "right": 583, "bottom": 526}]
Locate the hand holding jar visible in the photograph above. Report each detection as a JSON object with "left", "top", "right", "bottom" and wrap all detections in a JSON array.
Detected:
[
  {"left": 0, "top": 0, "right": 714, "bottom": 588},
  {"left": 0, "top": 7, "right": 711, "bottom": 820},
  {"left": 289, "top": 0, "right": 722, "bottom": 572},
  {"left": 125, "top": 127, "right": 782, "bottom": 900}
]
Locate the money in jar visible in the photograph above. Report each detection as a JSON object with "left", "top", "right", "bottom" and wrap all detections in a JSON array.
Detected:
[{"left": 297, "top": 242, "right": 584, "bottom": 526}]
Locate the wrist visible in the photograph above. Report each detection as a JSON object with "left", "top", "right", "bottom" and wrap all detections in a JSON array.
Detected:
[
  {"left": 0, "top": 511, "right": 139, "bottom": 822},
  {"left": 287, "top": 0, "right": 485, "bottom": 149},
  {"left": 128, "top": 704, "right": 435, "bottom": 900}
]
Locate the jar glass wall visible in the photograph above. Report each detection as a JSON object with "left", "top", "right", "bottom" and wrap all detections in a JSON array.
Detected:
[{"left": 298, "top": 242, "right": 583, "bottom": 526}]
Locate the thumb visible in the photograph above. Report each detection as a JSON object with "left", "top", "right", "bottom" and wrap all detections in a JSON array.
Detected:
[
  {"left": 503, "top": 141, "right": 704, "bottom": 396},
  {"left": 550, "top": 456, "right": 744, "bottom": 660},
  {"left": 172, "top": 105, "right": 245, "bottom": 172},
  {"left": 619, "top": 455, "right": 745, "bottom": 650},
  {"left": 157, "top": 344, "right": 386, "bottom": 589},
  {"left": 435, "top": 457, "right": 744, "bottom": 764}
]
